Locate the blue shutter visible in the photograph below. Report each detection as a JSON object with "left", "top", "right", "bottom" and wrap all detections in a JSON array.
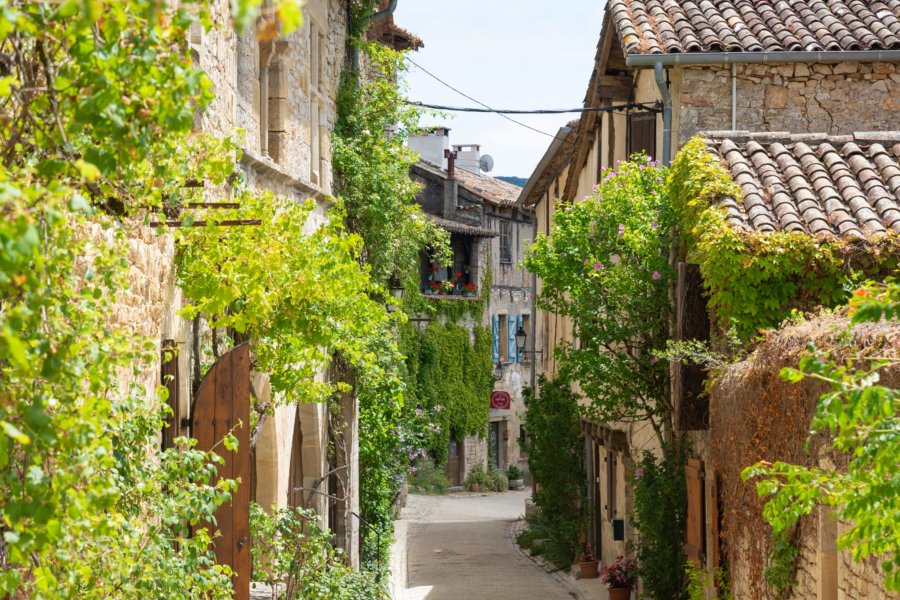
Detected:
[
  {"left": 507, "top": 315, "right": 516, "bottom": 364},
  {"left": 492, "top": 315, "right": 499, "bottom": 363},
  {"left": 516, "top": 314, "right": 523, "bottom": 362}
]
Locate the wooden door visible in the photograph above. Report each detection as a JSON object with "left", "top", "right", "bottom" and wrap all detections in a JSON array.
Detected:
[
  {"left": 192, "top": 343, "right": 251, "bottom": 600},
  {"left": 446, "top": 436, "right": 461, "bottom": 487},
  {"left": 489, "top": 421, "right": 500, "bottom": 469}
]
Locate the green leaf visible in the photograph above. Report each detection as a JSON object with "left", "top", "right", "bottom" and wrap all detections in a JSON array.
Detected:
[{"left": 1, "top": 421, "right": 30, "bottom": 446}]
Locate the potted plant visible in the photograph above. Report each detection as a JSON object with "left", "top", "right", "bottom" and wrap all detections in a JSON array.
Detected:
[
  {"left": 506, "top": 465, "right": 524, "bottom": 490},
  {"left": 462, "top": 283, "right": 477, "bottom": 297},
  {"left": 425, "top": 280, "right": 440, "bottom": 296},
  {"left": 600, "top": 555, "right": 637, "bottom": 599},
  {"left": 578, "top": 543, "right": 599, "bottom": 579}
]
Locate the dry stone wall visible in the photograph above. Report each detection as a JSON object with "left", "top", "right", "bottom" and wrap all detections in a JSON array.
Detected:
[{"left": 677, "top": 62, "right": 899, "bottom": 143}]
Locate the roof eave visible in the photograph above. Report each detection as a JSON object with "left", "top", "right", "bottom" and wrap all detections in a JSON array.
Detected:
[
  {"left": 626, "top": 50, "right": 900, "bottom": 68},
  {"left": 517, "top": 126, "right": 574, "bottom": 208}
]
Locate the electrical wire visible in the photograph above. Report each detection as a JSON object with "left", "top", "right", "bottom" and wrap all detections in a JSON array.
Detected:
[
  {"left": 405, "top": 57, "right": 570, "bottom": 143},
  {"left": 404, "top": 100, "right": 661, "bottom": 115}
]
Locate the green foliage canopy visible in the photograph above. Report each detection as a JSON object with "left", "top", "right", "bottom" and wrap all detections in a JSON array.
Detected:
[{"left": 524, "top": 156, "right": 675, "bottom": 444}]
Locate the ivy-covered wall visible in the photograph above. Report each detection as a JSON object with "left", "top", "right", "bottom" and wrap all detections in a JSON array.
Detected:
[
  {"left": 397, "top": 320, "right": 494, "bottom": 465},
  {"left": 670, "top": 137, "right": 900, "bottom": 341}
]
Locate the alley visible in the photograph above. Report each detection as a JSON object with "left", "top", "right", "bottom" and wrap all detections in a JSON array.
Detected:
[{"left": 391, "top": 491, "right": 584, "bottom": 600}]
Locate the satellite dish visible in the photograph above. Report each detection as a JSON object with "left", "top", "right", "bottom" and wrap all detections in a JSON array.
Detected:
[{"left": 479, "top": 155, "right": 495, "bottom": 173}]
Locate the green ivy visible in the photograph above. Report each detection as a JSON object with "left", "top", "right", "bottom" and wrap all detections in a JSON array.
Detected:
[
  {"left": 670, "top": 138, "right": 900, "bottom": 341},
  {"left": 632, "top": 448, "right": 688, "bottom": 600},
  {"left": 397, "top": 320, "right": 493, "bottom": 465},
  {"left": 521, "top": 377, "right": 585, "bottom": 565}
]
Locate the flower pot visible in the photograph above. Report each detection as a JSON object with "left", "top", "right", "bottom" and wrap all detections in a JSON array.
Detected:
[
  {"left": 508, "top": 478, "right": 524, "bottom": 490},
  {"left": 608, "top": 587, "right": 632, "bottom": 600},
  {"left": 579, "top": 560, "right": 599, "bottom": 579}
]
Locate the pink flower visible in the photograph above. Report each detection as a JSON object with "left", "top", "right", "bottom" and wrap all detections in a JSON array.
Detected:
[
  {"left": 635, "top": 468, "right": 644, "bottom": 478},
  {"left": 415, "top": 407, "right": 423, "bottom": 417},
  {"left": 584, "top": 259, "right": 590, "bottom": 266},
  {"left": 434, "top": 404, "right": 442, "bottom": 413},
  {"left": 650, "top": 221, "right": 658, "bottom": 229},
  {"left": 652, "top": 271, "right": 661, "bottom": 280},
  {"left": 617, "top": 224, "right": 625, "bottom": 238},
  {"left": 649, "top": 357, "right": 658, "bottom": 365},
  {"left": 593, "top": 262, "right": 603, "bottom": 272}
]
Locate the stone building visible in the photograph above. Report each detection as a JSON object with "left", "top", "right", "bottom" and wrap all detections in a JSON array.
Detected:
[
  {"left": 520, "top": 0, "right": 900, "bottom": 597},
  {"left": 109, "top": 1, "right": 418, "bottom": 584},
  {"left": 408, "top": 129, "right": 533, "bottom": 486}
]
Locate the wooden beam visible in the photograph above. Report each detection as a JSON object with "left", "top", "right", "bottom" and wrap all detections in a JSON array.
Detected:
[{"left": 562, "top": 11, "right": 618, "bottom": 203}]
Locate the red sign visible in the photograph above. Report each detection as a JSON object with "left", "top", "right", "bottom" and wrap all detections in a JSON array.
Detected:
[{"left": 490, "top": 391, "right": 511, "bottom": 410}]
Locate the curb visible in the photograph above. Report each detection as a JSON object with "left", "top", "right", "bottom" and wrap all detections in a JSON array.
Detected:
[{"left": 507, "top": 518, "right": 594, "bottom": 600}]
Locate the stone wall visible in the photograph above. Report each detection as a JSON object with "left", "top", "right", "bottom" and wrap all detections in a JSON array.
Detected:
[
  {"left": 199, "top": 0, "right": 347, "bottom": 194},
  {"left": 677, "top": 62, "right": 900, "bottom": 144}
]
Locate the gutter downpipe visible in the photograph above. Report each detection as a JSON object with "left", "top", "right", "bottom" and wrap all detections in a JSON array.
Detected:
[
  {"left": 731, "top": 63, "right": 737, "bottom": 131},
  {"left": 654, "top": 62, "right": 673, "bottom": 166},
  {"left": 350, "top": 0, "right": 399, "bottom": 77}
]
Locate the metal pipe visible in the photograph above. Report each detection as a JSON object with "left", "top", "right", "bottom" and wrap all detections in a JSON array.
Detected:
[
  {"left": 731, "top": 63, "right": 737, "bottom": 131},
  {"left": 369, "top": 0, "right": 398, "bottom": 24},
  {"left": 627, "top": 50, "right": 900, "bottom": 68},
  {"left": 654, "top": 62, "right": 673, "bottom": 166}
]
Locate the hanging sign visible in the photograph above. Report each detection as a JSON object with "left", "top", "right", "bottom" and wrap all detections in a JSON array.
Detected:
[{"left": 490, "top": 390, "right": 511, "bottom": 410}]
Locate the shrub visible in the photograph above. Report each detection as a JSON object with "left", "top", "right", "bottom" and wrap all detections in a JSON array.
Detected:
[
  {"left": 408, "top": 457, "right": 450, "bottom": 495},
  {"left": 517, "top": 512, "right": 577, "bottom": 571},
  {"left": 522, "top": 377, "right": 585, "bottom": 567},
  {"left": 633, "top": 448, "right": 688, "bottom": 599},
  {"left": 464, "top": 463, "right": 508, "bottom": 492},
  {"left": 250, "top": 503, "right": 383, "bottom": 600},
  {"left": 506, "top": 465, "right": 522, "bottom": 480}
]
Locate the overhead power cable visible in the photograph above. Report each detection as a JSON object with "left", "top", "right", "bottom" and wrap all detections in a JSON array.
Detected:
[
  {"left": 405, "top": 57, "right": 567, "bottom": 142},
  {"left": 404, "top": 101, "right": 661, "bottom": 115}
]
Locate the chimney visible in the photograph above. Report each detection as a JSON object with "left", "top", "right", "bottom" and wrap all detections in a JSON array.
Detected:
[
  {"left": 453, "top": 144, "right": 481, "bottom": 174},
  {"left": 408, "top": 126, "right": 451, "bottom": 169}
]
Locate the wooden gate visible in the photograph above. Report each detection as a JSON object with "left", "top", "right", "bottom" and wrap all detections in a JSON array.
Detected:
[{"left": 192, "top": 343, "right": 251, "bottom": 600}]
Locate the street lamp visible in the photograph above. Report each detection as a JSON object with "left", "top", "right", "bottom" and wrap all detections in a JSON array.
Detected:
[
  {"left": 493, "top": 358, "right": 504, "bottom": 381},
  {"left": 515, "top": 325, "right": 527, "bottom": 360}
]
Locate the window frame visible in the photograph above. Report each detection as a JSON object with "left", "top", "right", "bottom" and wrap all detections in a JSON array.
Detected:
[{"left": 498, "top": 220, "right": 512, "bottom": 264}]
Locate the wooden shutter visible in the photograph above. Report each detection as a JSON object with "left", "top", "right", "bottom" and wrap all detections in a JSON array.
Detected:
[
  {"left": 674, "top": 263, "right": 711, "bottom": 430},
  {"left": 627, "top": 111, "right": 657, "bottom": 160},
  {"left": 711, "top": 473, "right": 721, "bottom": 569},
  {"left": 161, "top": 339, "right": 180, "bottom": 450},
  {"left": 288, "top": 407, "right": 304, "bottom": 508},
  {"left": 606, "top": 449, "right": 617, "bottom": 521},
  {"left": 685, "top": 458, "right": 706, "bottom": 564},
  {"left": 192, "top": 343, "right": 251, "bottom": 600}
]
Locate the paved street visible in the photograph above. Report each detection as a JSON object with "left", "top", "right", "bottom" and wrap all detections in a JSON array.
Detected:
[{"left": 390, "top": 491, "right": 584, "bottom": 600}]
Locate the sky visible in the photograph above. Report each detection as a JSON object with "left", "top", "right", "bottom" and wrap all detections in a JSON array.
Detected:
[{"left": 393, "top": 1, "right": 606, "bottom": 179}]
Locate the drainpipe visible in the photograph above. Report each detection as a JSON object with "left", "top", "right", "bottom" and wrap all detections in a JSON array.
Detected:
[
  {"left": 731, "top": 63, "right": 737, "bottom": 130},
  {"left": 369, "top": 0, "right": 398, "bottom": 24},
  {"left": 351, "top": 0, "right": 399, "bottom": 74},
  {"left": 654, "top": 62, "right": 673, "bottom": 166}
]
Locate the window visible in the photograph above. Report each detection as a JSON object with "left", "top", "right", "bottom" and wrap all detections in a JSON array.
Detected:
[
  {"left": 627, "top": 111, "right": 657, "bottom": 160},
  {"left": 499, "top": 220, "right": 512, "bottom": 263}
]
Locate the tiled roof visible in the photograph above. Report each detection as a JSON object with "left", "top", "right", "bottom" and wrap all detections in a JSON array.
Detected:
[
  {"left": 424, "top": 214, "right": 497, "bottom": 237},
  {"left": 454, "top": 168, "right": 523, "bottom": 207},
  {"left": 610, "top": 0, "right": 900, "bottom": 55},
  {"left": 704, "top": 131, "right": 900, "bottom": 238}
]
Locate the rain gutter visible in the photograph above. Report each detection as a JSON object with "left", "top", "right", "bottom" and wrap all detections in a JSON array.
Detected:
[{"left": 627, "top": 50, "right": 900, "bottom": 68}]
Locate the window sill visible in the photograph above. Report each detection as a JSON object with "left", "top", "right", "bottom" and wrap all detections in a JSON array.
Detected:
[{"left": 424, "top": 294, "right": 481, "bottom": 301}]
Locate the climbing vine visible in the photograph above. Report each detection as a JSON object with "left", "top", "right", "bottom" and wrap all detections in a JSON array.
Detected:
[
  {"left": 669, "top": 137, "right": 900, "bottom": 341},
  {"left": 0, "top": 1, "right": 306, "bottom": 596},
  {"left": 397, "top": 320, "right": 493, "bottom": 465}
]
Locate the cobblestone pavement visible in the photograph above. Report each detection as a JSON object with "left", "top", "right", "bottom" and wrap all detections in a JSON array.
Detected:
[{"left": 390, "top": 490, "right": 586, "bottom": 600}]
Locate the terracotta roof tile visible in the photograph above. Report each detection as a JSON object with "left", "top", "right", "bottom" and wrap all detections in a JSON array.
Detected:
[
  {"left": 424, "top": 214, "right": 497, "bottom": 237},
  {"left": 611, "top": 0, "right": 900, "bottom": 55},
  {"left": 453, "top": 168, "right": 522, "bottom": 208},
  {"left": 704, "top": 131, "right": 900, "bottom": 239}
]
